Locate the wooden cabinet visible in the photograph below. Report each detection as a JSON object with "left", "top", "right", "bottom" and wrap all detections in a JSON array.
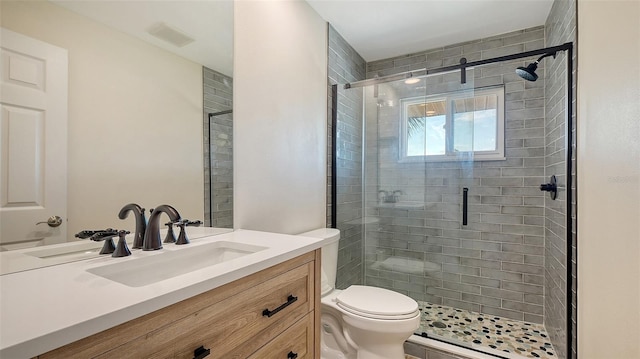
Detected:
[
  {"left": 247, "top": 314, "right": 314, "bottom": 359},
  {"left": 37, "top": 250, "right": 321, "bottom": 359}
]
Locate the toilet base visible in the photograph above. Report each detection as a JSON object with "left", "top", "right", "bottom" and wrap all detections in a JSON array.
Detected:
[
  {"left": 320, "top": 288, "right": 419, "bottom": 359},
  {"left": 321, "top": 311, "right": 356, "bottom": 359}
]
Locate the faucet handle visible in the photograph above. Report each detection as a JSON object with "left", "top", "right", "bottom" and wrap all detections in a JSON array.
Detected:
[
  {"left": 88, "top": 228, "right": 118, "bottom": 241},
  {"left": 185, "top": 220, "right": 202, "bottom": 227},
  {"left": 175, "top": 220, "right": 190, "bottom": 245},
  {"left": 85, "top": 229, "right": 119, "bottom": 255},
  {"left": 75, "top": 229, "right": 109, "bottom": 239},
  {"left": 173, "top": 219, "right": 201, "bottom": 245},
  {"left": 112, "top": 230, "right": 132, "bottom": 257},
  {"left": 99, "top": 239, "right": 116, "bottom": 255},
  {"left": 163, "top": 221, "right": 179, "bottom": 243}
]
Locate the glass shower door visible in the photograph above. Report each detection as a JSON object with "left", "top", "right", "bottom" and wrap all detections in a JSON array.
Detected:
[
  {"left": 333, "top": 50, "right": 571, "bottom": 358},
  {"left": 360, "top": 69, "right": 490, "bottom": 346}
]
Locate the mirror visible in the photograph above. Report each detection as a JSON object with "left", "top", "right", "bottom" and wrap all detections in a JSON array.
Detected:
[{"left": 0, "top": 0, "right": 233, "bottom": 251}]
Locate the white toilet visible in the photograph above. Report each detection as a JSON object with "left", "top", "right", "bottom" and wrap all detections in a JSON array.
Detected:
[{"left": 300, "top": 228, "right": 421, "bottom": 359}]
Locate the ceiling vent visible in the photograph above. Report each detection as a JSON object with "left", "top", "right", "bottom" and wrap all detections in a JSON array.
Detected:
[{"left": 147, "top": 22, "right": 195, "bottom": 48}]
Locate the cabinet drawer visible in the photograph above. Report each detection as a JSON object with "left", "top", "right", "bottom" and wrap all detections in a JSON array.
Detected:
[
  {"left": 247, "top": 313, "right": 314, "bottom": 359},
  {"left": 96, "top": 262, "right": 313, "bottom": 359}
]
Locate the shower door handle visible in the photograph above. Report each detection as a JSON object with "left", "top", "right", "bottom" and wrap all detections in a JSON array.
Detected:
[{"left": 462, "top": 188, "right": 468, "bottom": 226}]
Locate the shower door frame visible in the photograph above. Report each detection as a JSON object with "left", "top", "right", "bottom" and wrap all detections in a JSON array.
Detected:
[{"left": 330, "top": 42, "right": 575, "bottom": 357}]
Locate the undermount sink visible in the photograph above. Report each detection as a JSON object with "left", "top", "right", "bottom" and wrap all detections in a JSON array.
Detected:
[{"left": 86, "top": 241, "right": 268, "bottom": 287}]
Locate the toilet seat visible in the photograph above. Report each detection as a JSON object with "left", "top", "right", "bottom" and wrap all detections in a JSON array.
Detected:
[{"left": 335, "top": 285, "right": 419, "bottom": 320}]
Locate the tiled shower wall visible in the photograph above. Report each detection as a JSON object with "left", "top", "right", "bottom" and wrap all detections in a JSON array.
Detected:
[
  {"left": 203, "top": 67, "right": 233, "bottom": 228},
  {"left": 327, "top": 25, "right": 367, "bottom": 289},
  {"left": 364, "top": 27, "right": 550, "bottom": 323},
  {"left": 544, "top": 0, "right": 576, "bottom": 358}
]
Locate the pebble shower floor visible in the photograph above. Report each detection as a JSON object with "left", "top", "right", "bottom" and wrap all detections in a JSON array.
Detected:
[{"left": 417, "top": 301, "right": 556, "bottom": 358}]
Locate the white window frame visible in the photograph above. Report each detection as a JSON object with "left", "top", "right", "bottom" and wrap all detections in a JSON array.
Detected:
[{"left": 399, "top": 86, "right": 505, "bottom": 162}]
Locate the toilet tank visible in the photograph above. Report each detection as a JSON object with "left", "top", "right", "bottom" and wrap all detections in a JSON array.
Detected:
[{"left": 298, "top": 228, "right": 340, "bottom": 296}]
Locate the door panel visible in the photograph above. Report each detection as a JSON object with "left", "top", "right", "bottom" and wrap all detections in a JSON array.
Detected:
[
  {"left": 0, "top": 28, "right": 68, "bottom": 249},
  {"left": 2, "top": 106, "right": 44, "bottom": 206}
]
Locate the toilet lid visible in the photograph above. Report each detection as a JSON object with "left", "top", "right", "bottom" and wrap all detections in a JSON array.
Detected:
[{"left": 335, "top": 286, "right": 419, "bottom": 320}]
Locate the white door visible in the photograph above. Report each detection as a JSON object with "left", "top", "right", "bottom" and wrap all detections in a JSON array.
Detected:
[{"left": 0, "top": 28, "right": 68, "bottom": 249}]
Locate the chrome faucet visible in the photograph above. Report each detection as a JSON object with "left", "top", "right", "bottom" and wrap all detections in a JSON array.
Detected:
[
  {"left": 118, "top": 203, "right": 147, "bottom": 249},
  {"left": 143, "top": 205, "right": 181, "bottom": 251}
]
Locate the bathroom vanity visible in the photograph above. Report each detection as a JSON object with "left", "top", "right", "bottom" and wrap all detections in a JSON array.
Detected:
[{"left": 0, "top": 230, "right": 328, "bottom": 359}]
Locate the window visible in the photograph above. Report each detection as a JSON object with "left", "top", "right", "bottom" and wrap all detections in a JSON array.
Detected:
[{"left": 400, "top": 86, "right": 505, "bottom": 162}]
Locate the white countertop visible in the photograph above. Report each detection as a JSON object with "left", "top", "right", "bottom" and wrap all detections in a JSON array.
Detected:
[
  {"left": 0, "top": 229, "right": 330, "bottom": 358},
  {"left": 0, "top": 227, "right": 233, "bottom": 276}
]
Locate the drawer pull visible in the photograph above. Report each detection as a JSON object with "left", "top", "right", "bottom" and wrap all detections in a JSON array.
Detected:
[
  {"left": 193, "top": 345, "right": 211, "bottom": 359},
  {"left": 287, "top": 351, "right": 298, "bottom": 359},
  {"left": 262, "top": 294, "right": 298, "bottom": 318}
]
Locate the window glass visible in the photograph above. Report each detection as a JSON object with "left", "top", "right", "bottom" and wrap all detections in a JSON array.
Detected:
[
  {"left": 401, "top": 86, "right": 504, "bottom": 162},
  {"left": 406, "top": 100, "right": 446, "bottom": 156},
  {"left": 452, "top": 94, "right": 498, "bottom": 152}
]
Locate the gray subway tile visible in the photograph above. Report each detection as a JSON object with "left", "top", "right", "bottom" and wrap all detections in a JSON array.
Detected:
[
  {"left": 481, "top": 250, "right": 524, "bottom": 263},
  {"left": 502, "top": 262, "right": 544, "bottom": 275},
  {"left": 481, "top": 287, "right": 524, "bottom": 302},
  {"left": 502, "top": 243, "right": 544, "bottom": 255},
  {"left": 502, "top": 281, "right": 543, "bottom": 295},
  {"left": 443, "top": 264, "right": 481, "bottom": 276},
  {"left": 461, "top": 274, "right": 500, "bottom": 288},
  {"left": 482, "top": 268, "right": 523, "bottom": 283},
  {"left": 460, "top": 257, "right": 502, "bottom": 270},
  {"left": 480, "top": 305, "right": 524, "bottom": 321},
  {"left": 502, "top": 300, "right": 543, "bottom": 315},
  {"left": 443, "top": 280, "right": 481, "bottom": 295}
]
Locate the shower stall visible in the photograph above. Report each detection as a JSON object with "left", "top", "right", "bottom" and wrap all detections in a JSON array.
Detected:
[
  {"left": 203, "top": 66, "right": 233, "bottom": 229},
  {"left": 206, "top": 109, "right": 233, "bottom": 228},
  {"left": 330, "top": 43, "right": 574, "bottom": 359}
]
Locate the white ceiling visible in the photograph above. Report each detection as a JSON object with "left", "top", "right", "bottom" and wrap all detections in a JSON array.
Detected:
[
  {"left": 51, "top": 0, "right": 234, "bottom": 77},
  {"left": 306, "top": 0, "right": 554, "bottom": 62},
  {"left": 50, "top": 0, "right": 554, "bottom": 77}
]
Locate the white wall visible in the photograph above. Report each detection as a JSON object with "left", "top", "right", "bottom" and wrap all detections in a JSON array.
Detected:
[
  {"left": 233, "top": 0, "right": 328, "bottom": 234},
  {"left": 577, "top": 0, "right": 640, "bottom": 357},
  {"left": 1, "top": 1, "right": 204, "bottom": 237}
]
